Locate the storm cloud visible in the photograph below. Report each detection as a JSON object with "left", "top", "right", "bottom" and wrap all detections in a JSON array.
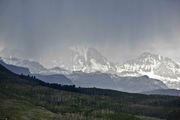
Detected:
[{"left": 0, "top": 0, "right": 180, "bottom": 66}]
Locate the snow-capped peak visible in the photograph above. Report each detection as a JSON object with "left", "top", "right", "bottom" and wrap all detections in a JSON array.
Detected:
[{"left": 117, "top": 52, "right": 180, "bottom": 89}]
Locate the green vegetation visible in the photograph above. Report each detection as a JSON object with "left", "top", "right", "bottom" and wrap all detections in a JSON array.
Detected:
[{"left": 0, "top": 64, "right": 180, "bottom": 120}]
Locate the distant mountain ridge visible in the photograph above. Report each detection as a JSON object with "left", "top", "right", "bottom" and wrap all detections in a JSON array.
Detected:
[
  {"left": 0, "top": 57, "right": 71, "bottom": 75},
  {"left": 67, "top": 72, "right": 167, "bottom": 93},
  {"left": 0, "top": 57, "right": 47, "bottom": 74},
  {"left": 0, "top": 57, "right": 73, "bottom": 86},
  {"left": 143, "top": 89, "right": 180, "bottom": 97}
]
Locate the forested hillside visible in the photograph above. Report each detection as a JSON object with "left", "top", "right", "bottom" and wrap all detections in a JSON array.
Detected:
[{"left": 0, "top": 64, "right": 180, "bottom": 120}]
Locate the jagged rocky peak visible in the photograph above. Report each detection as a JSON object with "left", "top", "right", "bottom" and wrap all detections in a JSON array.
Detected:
[
  {"left": 70, "top": 47, "right": 115, "bottom": 73},
  {"left": 127, "top": 52, "right": 164, "bottom": 65}
]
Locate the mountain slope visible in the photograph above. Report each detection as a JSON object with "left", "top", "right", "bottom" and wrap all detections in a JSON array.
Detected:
[
  {"left": 34, "top": 74, "right": 73, "bottom": 85},
  {"left": 0, "top": 59, "right": 30, "bottom": 75}
]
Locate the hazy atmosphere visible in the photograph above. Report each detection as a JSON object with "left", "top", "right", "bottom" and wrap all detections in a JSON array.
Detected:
[
  {"left": 0, "top": 0, "right": 180, "bottom": 66},
  {"left": 1, "top": 1, "right": 180, "bottom": 119}
]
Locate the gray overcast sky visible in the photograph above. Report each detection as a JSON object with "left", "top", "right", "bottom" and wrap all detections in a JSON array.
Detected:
[{"left": 0, "top": 0, "right": 180, "bottom": 66}]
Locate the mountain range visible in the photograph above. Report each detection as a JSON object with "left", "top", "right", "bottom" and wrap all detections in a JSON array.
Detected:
[
  {"left": 0, "top": 47, "right": 180, "bottom": 90},
  {"left": 0, "top": 58, "right": 167, "bottom": 93}
]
